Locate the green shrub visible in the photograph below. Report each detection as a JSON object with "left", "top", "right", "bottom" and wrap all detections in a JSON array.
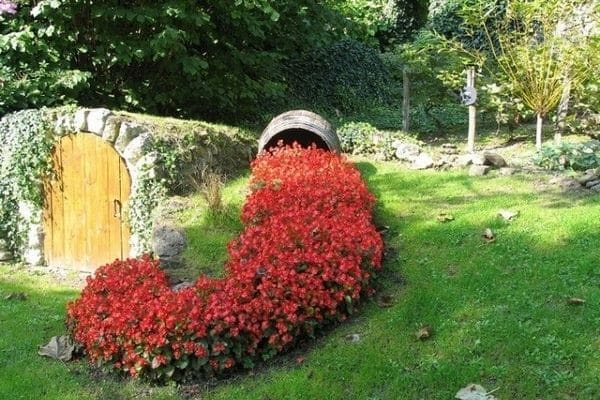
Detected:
[
  {"left": 285, "top": 39, "right": 394, "bottom": 114},
  {"left": 338, "top": 121, "right": 416, "bottom": 161},
  {"left": 533, "top": 140, "right": 600, "bottom": 171}
]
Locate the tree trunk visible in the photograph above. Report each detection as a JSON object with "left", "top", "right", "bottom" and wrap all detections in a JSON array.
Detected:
[
  {"left": 536, "top": 113, "right": 544, "bottom": 150},
  {"left": 402, "top": 66, "right": 410, "bottom": 132},
  {"left": 554, "top": 72, "right": 572, "bottom": 145}
]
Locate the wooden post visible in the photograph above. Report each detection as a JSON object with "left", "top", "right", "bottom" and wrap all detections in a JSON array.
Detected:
[
  {"left": 466, "top": 67, "right": 476, "bottom": 153},
  {"left": 402, "top": 66, "right": 410, "bottom": 132}
]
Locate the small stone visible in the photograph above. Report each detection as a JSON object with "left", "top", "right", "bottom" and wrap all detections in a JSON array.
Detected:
[
  {"left": 86, "top": 108, "right": 112, "bottom": 135},
  {"left": 345, "top": 333, "right": 361, "bottom": 343},
  {"left": 482, "top": 151, "right": 507, "bottom": 168},
  {"left": 497, "top": 209, "right": 519, "bottom": 221},
  {"left": 172, "top": 281, "right": 194, "bottom": 292},
  {"left": 499, "top": 167, "right": 516, "bottom": 176},
  {"left": 469, "top": 165, "right": 491, "bottom": 176},
  {"left": 416, "top": 325, "right": 433, "bottom": 340},
  {"left": 585, "top": 179, "right": 600, "bottom": 188},
  {"left": 442, "top": 143, "right": 457, "bottom": 149},
  {"left": 455, "top": 383, "right": 497, "bottom": 400},
  {"left": 411, "top": 153, "right": 434, "bottom": 170}
]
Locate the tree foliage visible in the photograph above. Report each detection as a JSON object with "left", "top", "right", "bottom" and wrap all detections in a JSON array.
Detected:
[
  {"left": 455, "top": 0, "right": 598, "bottom": 148},
  {"left": 1, "top": 1, "right": 350, "bottom": 120},
  {"left": 286, "top": 39, "right": 393, "bottom": 115}
]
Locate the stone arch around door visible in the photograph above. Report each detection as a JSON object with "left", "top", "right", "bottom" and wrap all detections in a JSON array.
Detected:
[{"left": 22, "top": 108, "right": 158, "bottom": 272}]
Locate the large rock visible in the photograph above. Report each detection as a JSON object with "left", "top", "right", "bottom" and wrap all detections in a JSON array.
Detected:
[
  {"left": 101, "top": 116, "right": 121, "bottom": 143},
  {"left": 86, "top": 108, "right": 112, "bottom": 135},
  {"left": 411, "top": 153, "right": 434, "bottom": 170},
  {"left": 469, "top": 165, "right": 491, "bottom": 176},
  {"left": 123, "top": 133, "right": 152, "bottom": 165},
  {"left": 152, "top": 224, "right": 186, "bottom": 268},
  {"left": 483, "top": 151, "right": 508, "bottom": 168},
  {"left": 577, "top": 168, "right": 600, "bottom": 185},
  {"left": 499, "top": 167, "right": 516, "bottom": 176},
  {"left": 556, "top": 177, "right": 582, "bottom": 190},
  {"left": 73, "top": 109, "right": 89, "bottom": 131},
  {"left": 590, "top": 183, "right": 600, "bottom": 192},
  {"left": 394, "top": 142, "right": 421, "bottom": 161},
  {"left": 585, "top": 179, "right": 600, "bottom": 188},
  {"left": 115, "top": 122, "right": 147, "bottom": 153},
  {"left": 471, "top": 153, "right": 487, "bottom": 166}
]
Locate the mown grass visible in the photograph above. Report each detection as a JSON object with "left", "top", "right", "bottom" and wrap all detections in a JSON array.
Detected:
[{"left": 1, "top": 161, "right": 599, "bottom": 399}]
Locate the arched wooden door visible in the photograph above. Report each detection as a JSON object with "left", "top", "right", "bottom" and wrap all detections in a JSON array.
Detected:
[{"left": 43, "top": 133, "right": 131, "bottom": 272}]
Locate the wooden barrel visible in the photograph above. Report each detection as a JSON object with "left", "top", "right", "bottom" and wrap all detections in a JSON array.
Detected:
[{"left": 258, "top": 110, "right": 341, "bottom": 153}]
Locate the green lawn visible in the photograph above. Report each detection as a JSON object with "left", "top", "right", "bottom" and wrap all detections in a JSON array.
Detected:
[{"left": 1, "top": 161, "right": 599, "bottom": 399}]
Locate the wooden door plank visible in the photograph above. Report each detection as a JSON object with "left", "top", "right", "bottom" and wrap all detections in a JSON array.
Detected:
[
  {"left": 106, "top": 141, "right": 122, "bottom": 264},
  {"left": 118, "top": 158, "right": 132, "bottom": 259},
  {"left": 81, "top": 135, "right": 95, "bottom": 272},
  {"left": 42, "top": 149, "right": 55, "bottom": 267},
  {"left": 52, "top": 140, "right": 66, "bottom": 268},
  {"left": 60, "top": 135, "right": 75, "bottom": 271}
]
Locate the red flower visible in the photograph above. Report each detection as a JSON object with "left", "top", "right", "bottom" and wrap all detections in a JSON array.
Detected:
[{"left": 67, "top": 145, "right": 383, "bottom": 379}]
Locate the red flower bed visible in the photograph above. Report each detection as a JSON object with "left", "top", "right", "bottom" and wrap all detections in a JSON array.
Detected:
[{"left": 67, "top": 145, "right": 383, "bottom": 380}]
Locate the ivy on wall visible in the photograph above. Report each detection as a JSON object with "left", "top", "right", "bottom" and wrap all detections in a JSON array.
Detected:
[
  {"left": 0, "top": 107, "right": 255, "bottom": 265},
  {"left": 0, "top": 109, "right": 54, "bottom": 255}
]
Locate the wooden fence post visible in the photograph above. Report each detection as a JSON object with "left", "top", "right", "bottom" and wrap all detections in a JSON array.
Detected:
[{"left": 466, "top": 67, "right": 477, "bottom": 153}]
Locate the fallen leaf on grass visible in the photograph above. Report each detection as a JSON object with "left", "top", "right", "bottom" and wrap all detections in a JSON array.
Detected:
[
  {"left": 437, "top": 213, "right": 455, "bottom": 223},
  {"left": 482, "top": 228, "right": 496, "bottom": 243},
  {"left": 377, "top": 225, "right": 390, "bottom": 235},
  {"left": 415, "top": 325, "right": 433, "bottom": 341},
  {"left": 497, "top": 209, "right": 519, "bottom": 221},
  {"left": 455, "top": 383, "right": 498, "bottom": 400},
  {"left": 345, "top": 333, "right": 361, "bottom": 343},
  {"left": 4, "top": 292, "right": 27, "bottom": 301},
  {"left": 38, "top": 336, "right": 75, "bottom": 362},
  {"left": 567, "top": 297, "right": 586, "bottom": 306},
  {"left": 376, "top": 294, "right": 394, "bottom": 308}
]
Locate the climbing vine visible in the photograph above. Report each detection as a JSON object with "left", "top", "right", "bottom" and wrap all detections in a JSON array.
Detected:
[
  {"left": 0, "top": 109, "right": 54, "bottom": 255},
  {"left": 126, "top": 158, "right": 166, "bottom": 255}
]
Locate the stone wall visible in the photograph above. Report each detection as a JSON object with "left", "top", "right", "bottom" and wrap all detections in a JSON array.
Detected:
[{"left": 10, "top": 107, "right": 254, "bottom": 271}]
